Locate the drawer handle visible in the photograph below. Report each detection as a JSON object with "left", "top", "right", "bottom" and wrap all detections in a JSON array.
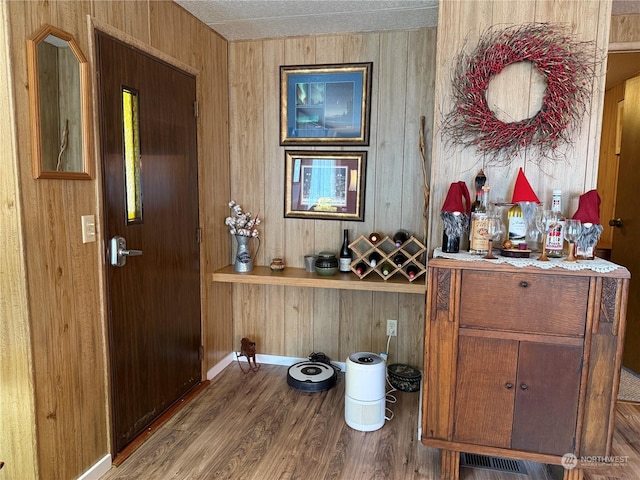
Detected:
[
  {"left": 520, "top": 384, "right": 528, "bottom": 391},
  {"left": 505, "top": 383, "right": 513, "bottom": 389},
  {"left": 520, "top": 281, "right": 529, "bottom": 288}
]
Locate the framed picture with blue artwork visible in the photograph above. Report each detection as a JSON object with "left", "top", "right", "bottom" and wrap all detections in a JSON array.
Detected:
[{"left": 280, "top": 63, "right": 372, "bottom": 146}]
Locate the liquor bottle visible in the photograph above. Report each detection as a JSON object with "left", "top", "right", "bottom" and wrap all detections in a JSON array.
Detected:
[
  {"left": 392, "top": 252, "right": 408, "bottom": 267},
  {"left": 354, "top": 261, "right": 368, "bottom": 275},
  {"left": 368, "top": 251, "right": 382, "bottom": 267},
  {"left": 405, "top": 264, "right": 419, "bottom": 280},
  {"left": 393, "top": 230, "right": 410, "bottom": 247},
  {"left": 368, "top": 232, "right": 382, "bottom": 244},
  {"left": 470, "top": 169, "right": 487, "bottom": 213},
  {"left": 507, "top": 203, "right": 527, "bottom": 248},
  {"left": 380, "top": 262, "right": 394, "bottom": 276},
  {"left": 545, "top": 190, "right": 565, "bottom": 258},
  {"left": 339, "top": 229, "right": 352, "bottom": 273},
  {"left": 469, "top": 185, "right": 490, "bottom": 254}
]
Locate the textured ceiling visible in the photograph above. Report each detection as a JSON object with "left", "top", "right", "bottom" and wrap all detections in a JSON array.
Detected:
[
  {"left": 174, "top": 0, "right": 439, "bottom": 41},
  {"left": 174, "top": 0, "right": 640, "bottom": 87}
]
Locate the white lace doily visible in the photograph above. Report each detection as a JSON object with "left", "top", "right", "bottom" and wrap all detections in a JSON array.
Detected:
[{"left": 432, "top": 248, "right": 622, "bottom": 273}]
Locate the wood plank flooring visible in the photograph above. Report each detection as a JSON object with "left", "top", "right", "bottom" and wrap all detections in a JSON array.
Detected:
[{"left": 100, "top": 364, "right": 640, "bottom": 480}]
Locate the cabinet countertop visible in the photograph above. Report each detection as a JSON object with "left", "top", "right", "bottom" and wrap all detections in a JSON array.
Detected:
[{"left": 211, "top": 265, "right": 427, "bottom": 294}]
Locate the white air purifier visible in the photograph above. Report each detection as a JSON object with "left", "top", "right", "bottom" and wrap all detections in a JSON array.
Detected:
[{"left": 345, "top": 352, "right": 386, "bottom": 431}]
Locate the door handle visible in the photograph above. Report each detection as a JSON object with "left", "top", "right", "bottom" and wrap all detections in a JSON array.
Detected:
[
  {"left": 609, "top": 218, "right": 624, "bottom": 228},
  {"left": 110, "top": 235, "right": 142, "bottom": 267}
]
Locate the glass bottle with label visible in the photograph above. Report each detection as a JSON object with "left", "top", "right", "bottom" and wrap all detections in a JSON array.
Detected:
[
  {"left": 507, "top": 203, "right": 527, "bottom": 248},
  {"left": 545, "top": 190, "right": 565, "bottom": 258},
  {"left": 469, "top": 185, "right": 490, "bottom": 255},
  {"left": 339, "top": 229, "right": 352, "bottom": 272}
]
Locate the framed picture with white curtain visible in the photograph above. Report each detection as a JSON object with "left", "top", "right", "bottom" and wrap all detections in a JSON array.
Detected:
[{"left": 284, "top": 150, "right": 366, "bottom": 221}]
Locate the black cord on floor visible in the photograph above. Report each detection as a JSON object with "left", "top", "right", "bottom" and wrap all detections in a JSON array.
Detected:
[{"left": 308, "top": 352, "right": 341, "bottom": 374}]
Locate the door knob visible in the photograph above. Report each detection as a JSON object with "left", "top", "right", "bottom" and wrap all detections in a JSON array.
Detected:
[
  {"left": 609, "top": 218, "right": 624, "bottom": 228},
  {"left": 110, "top": 235, "right": 142, "bottom": 267}
]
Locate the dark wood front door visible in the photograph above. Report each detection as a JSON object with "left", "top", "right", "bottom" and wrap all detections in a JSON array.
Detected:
[{"left": 96, "top": 32, "right": 201, "bottom": 455}]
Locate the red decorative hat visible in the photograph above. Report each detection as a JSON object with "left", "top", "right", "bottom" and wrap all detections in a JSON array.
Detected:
[
  {"left": 511, "top": 167, "right": 540, "bottom": 203},
  {"left": 572, "top": 189, "right": 601, "bottom": 225},
  {"left": 441, "top": 181, "right": 471, "bottom": 215}
]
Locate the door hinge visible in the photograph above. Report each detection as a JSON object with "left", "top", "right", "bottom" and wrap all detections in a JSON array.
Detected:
[
  {"left": 197, "top": 227, "right": 202, "bottom": 243},
  {"left": 199, "top": 345, "right": 204, "bottom": 362},
  {"left": 193, "top": 100, "right": 199, "bottom": 118}
]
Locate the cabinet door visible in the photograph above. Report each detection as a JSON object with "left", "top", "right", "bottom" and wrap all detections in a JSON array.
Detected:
[
  {"left": 453, "top": 336, "right": 519, "bottom": 447},
  {"left": 512, "top": 342, "right": 583, "bottom": 455}
]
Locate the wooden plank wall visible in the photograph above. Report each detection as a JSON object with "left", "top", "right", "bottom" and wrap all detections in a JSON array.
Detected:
[
  {"left": 2, "top": 1, "right": 230, "bottom": 479},
  {"left": 427, "top": 0, "right": 612, "bottom": 250},
  {"left": 227, "top": 29, "right": 437, "bottom": 367}
]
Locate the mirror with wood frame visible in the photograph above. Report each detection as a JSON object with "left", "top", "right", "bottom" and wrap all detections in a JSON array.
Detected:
[{"left": 27, "top": 24, "right": 92, "bottom": 179}]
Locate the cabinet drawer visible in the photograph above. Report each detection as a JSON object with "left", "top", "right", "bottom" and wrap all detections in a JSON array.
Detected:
[{"left": 459, "top": 271, "right": 589, "bottom": 336}]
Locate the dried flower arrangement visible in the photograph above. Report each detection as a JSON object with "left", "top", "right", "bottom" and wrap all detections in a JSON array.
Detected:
[
  {"left": 225, "top": 200, "right": 260, "bottom": 237},
  {"left": 442, "top": 23, "right": 599, "bottom": 166}
]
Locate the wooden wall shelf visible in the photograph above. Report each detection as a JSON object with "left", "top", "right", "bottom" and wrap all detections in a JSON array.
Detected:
[{"left": 211, "top": 265, "right": 426, "bottom": 294}]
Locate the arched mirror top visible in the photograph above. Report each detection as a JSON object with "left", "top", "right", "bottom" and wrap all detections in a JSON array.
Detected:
[{"left": 27, "top": 24, "right": 92, "bottom": 179}]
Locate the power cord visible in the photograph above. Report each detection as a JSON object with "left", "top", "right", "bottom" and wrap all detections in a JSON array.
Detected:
[
  {"left": 308, "top": 351, "right": 341, "bottom": 374},
  {"left": 382, "top": 334, "right": 397, "bottom": 421}
]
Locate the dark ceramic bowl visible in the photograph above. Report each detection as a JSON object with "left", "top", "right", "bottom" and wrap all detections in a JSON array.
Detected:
[
  {"left": 315, "top": 251, "right": 338, "bottom": 276},
  {"left": 387, "top": 363, "right": 422, "bottom": 392}
]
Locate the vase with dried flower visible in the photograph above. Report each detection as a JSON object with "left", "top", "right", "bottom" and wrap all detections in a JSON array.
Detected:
[{"left": 225, "top": 200, "right": 261, "bottom": 273}]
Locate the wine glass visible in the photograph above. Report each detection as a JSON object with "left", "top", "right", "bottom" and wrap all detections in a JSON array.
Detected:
[
  {"left": 535, "top": 208, "right": 553, "bottom": 261},
  {"left": 564, "top": 219, "right": 582, "bottom": 263},
  {"left": 483, "top": 216, "right": 504, "bottom": 260}
]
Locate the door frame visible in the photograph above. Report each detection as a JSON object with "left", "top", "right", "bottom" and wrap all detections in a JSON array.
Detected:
[{"left": 88, "top": 16, "right": 203, "bottom": 454}]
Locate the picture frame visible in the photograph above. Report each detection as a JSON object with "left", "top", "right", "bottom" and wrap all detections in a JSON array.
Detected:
[
  {"left": 284, "top": 150, "right": 366, "bottom": 221},
  {"left": 280, "top": 62, "right": 372, "bottom": 146}
]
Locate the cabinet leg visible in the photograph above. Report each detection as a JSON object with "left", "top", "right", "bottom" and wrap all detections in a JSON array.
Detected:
[
  {"left": 562, "top": 467, "right": 584, "bottom": 480},
  {"left": 440, "top": 450, "right": 460, "bottom": 480}
]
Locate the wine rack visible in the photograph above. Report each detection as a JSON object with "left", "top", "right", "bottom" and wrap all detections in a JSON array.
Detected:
[{"left": 349, "top": 235, "right": 427, "bottom": 282}]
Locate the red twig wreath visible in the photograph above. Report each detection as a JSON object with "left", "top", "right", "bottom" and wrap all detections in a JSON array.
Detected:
[{"left": 442, "top": 23, "right": 599, "bottom": 166}]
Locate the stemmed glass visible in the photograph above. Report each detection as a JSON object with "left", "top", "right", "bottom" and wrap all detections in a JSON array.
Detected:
[
  {"left": 483, "top": 216, "right": 504, "bottom": 260},
  {"left": 535, "top": 208, "right": 553, "bottom": 262},
  {"left": 564, "top": 219, "right": 582, "bottom": 263}
]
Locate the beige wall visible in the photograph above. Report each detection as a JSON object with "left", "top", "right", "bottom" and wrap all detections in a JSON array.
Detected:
[
  {"left": 0, "top": 1, "right": 230, "bottom": 479},
  {"left": 428, "top": 0, "right": 612, "bottom": 249},
  {"left": 227, "top": 29, "right": 437, "bottom": 367}
]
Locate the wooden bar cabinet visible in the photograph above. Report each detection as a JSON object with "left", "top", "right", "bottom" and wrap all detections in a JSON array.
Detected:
[{"left": 421, "top": 257, "right": 630, "bottom": 480}]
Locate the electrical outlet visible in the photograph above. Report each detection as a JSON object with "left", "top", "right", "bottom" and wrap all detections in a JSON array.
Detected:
[
  {"left": 386, "top": 319, "right": 397, "bottom": 337},
  {"left": 81, "top": 215, "right": 96, "bottom": 243}
]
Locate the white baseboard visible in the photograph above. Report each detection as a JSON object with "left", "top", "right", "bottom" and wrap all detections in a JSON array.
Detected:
[
  {"left": 206, "top": 352, "right": 235, "bottom": 379},
  {"left": 207, "top": 353, "right": 346, "bottom": 380},
  {"left": 79, "top": 454, "right": 111, "bottom": 480}
]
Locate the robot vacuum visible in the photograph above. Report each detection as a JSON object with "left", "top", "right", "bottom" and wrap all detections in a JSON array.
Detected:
[{"left": 287, "top": 361, "right": 337, "bottom": 392}]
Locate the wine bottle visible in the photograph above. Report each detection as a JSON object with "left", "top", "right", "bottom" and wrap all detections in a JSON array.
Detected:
[
  {"left": 380, "top": 261, "right": 394, "bottom": 276},
  {"left": 393, "top": 230, "right": 410, "bottom": 247},
  {"left": 354, "top": 261, "right": 368, "bottom": 275},
  {"left": 405, "top": 263, "right": 419, "bottom": 279},
  {"left": 545, "top": 190, "right": 565, "bottom": 258},
  {"left": 442, "top": 229, "right": 461, "bottom": 253},
  {"left": 368, "top": 232, "right": 382, "bottom": 244},
  {"left": 469, "top": 185, "right": 490, "bottom": 254},
  {"left": 368, "top": 251, "right": 382, "bottom": 267},
  {"left": 339, "top": 229, "right": 351, "bottom": 272},
  {"left": 507, "top": 203, "right": 527, "bottom": 248},
  {"left": 575, "top": 221, "right": 595, "bottom": 260},
  {"left": 393, "top": 252, "right": 407, "bottom": 267}
]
